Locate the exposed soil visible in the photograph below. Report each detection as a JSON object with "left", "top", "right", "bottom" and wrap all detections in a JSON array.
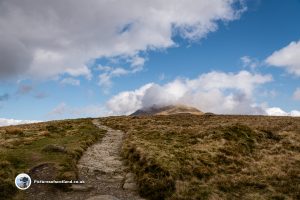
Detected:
[{"left": 24, "top": 163, "right": 59, "bottom": 199}]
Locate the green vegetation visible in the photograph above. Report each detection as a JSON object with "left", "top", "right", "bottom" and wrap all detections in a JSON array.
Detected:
[
  {"left": 0, "top": 119, "right": 106, "bottom": 199},
  {"left": 101, "top": 115, "right": 300, "bottom": 200}
]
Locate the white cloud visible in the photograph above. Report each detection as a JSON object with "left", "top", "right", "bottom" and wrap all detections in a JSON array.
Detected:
[
  {"left": 0, "top": 0, "right": 246, "bottom": 80},
  {"left": 60, "top": 77, "right": 80, "bottom": 86},
  {"left": 65, "top": 66, "right": 92, "bottom": 80},
  {"left": 110, "top": 68, "right": 129, "bottom": 76},
  {"left": 96, "top": 65, "right": 113, "bottom": 72},
  {"left": 0, "top": 118, "right": 40, "bottom": 127},
  {"left": 107, "top": 83, "right": 154, "bottom": 115},
  {"left": 98, "top": 67, "right": 129, "bottom": 89},
  {"left": 241, "top": 56, "right": 260, "bottom": 69},
  {"left": 48, "top": 102, "right": 67, "bottom": 116},
  {"left": 291, "top": 110, "right": 300, "bottom": 116},
  {"left": 265, "top": 107, "right": 300, "bottom": 117},
  {"left": 293, "top": 88, "right": 300, "bottom": 101},
  {"left": 265, "top": 107, "right": 288, "bottom": 116},
  {"left": 48, "top": 102, "right": 108, "bottom": 119},
  {"left": 266, "top": 40, "right": 300, "bottom": 76},
  {"left": 107, "top": 70, "right": 272, "bottom": 115},
  {"left": 98, "top": 73, "right": 113, "bottom": 89},
  {"left": 130, "top": 56, "right": 146, "bottom": 72},
  {"left": 187, "top": 70, "right": 272, "bottom": 96}
]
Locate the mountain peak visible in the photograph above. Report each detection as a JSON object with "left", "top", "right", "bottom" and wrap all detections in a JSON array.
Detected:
[{"left": 130, "top": 104, "right": 204, "bottom": 116}]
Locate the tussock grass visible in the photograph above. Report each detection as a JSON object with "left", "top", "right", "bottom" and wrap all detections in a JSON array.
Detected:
[
  {"left": 4, "top": 128, "right": 24, "bottom": 136},
  {"left": 101, "top": 115, "right": 300, "bottom": 200},
  {"left": 0, "top": 119, "right": 106, "bottom": 199}
]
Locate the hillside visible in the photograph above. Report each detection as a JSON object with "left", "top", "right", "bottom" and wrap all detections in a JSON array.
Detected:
[
  {"left": 0, "top": 119, "right": 106, "bottom": 199},
  {"left": 1, "top": 115, "right": 299, "bottom": 200},
  {"left": 130, "top": 105, "right": 204, "bottom": 116},
  {"left": 101, "top": 115, "right": 300, "bottom": 200}
]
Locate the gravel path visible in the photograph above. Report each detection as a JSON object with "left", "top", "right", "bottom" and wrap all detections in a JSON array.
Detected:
[
  {"left": 26, "top": 119, "right": 144, "bottom": 200},
  {"left": 75, "top": 119, "right": 144, "bottom": 200}
]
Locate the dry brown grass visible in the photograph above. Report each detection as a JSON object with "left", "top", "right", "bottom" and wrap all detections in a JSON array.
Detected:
[{"left": 100, "top": 114, "right": 300, "bottom": 200}]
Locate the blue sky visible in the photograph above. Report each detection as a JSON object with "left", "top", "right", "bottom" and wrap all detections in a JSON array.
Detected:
[{"left": 1, "top": 0, "right": 300, "bottom": 125}]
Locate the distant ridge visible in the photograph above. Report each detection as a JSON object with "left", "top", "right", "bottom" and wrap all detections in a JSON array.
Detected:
[{"left": 130, "top": 104, "right": 204, "bottom": 116}]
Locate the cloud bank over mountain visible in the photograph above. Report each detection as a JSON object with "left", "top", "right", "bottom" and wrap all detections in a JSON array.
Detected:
[{"left": 107, "top": 70, "right": 272, "bottom": 115}]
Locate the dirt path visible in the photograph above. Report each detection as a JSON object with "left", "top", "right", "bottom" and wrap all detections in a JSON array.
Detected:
[
  {"left": 26, "top": 119, "right": 144, "bottom": 200},
  {"left": 63, "top": 119, "right": 144, "bottom": 200}
]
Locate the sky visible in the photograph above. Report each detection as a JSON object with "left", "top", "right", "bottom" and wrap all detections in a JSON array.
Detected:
[{"left": 1, "top": 0, "right": 300, "bottom": 126}]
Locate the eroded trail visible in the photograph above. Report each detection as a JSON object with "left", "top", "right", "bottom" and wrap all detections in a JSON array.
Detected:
[{"left": 60, "top": 119, "right": 144, "bottom": 200}]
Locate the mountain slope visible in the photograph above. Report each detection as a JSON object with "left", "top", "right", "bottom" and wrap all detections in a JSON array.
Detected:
[
  {"left": 130, "top": 104, "right": 203, "bottom": 116},
  {"left": 101, "top": 115, "right": 300, "bottom": 200}
]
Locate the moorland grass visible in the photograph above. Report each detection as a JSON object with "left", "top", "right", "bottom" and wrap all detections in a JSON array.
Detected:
[
  {"left": 0, "top": 118, "right": 106, "bottom": 199},
  {"left": 101, "top": 115, "right": 300, "bottom": 200}
]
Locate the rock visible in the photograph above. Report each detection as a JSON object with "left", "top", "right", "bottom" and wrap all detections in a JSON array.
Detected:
[
  {"left": 71, "top": 184, "right": 93, "bottom": 191},
  {"left": 86, "top": 195, "right": 120, "bottom": 200},
  {"left": 125, "top": 173, "right": 135, "bottom": 182},
  {"left": 123, "top": 182, "right": 138, "bottom": 191},
  {"left": 125, "top": 172, "right": 135, "bottom": 179},
  {"left": 112, "top": 175, "right": 124, "bottom": 181}
]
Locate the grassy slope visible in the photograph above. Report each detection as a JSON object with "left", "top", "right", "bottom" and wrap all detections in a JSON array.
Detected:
[
  {"left": 0, "top": 118, "right": 106, "bottom": 199},
  {"left": 101, "top": 115, "right": 300, "bottom": 200}
]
